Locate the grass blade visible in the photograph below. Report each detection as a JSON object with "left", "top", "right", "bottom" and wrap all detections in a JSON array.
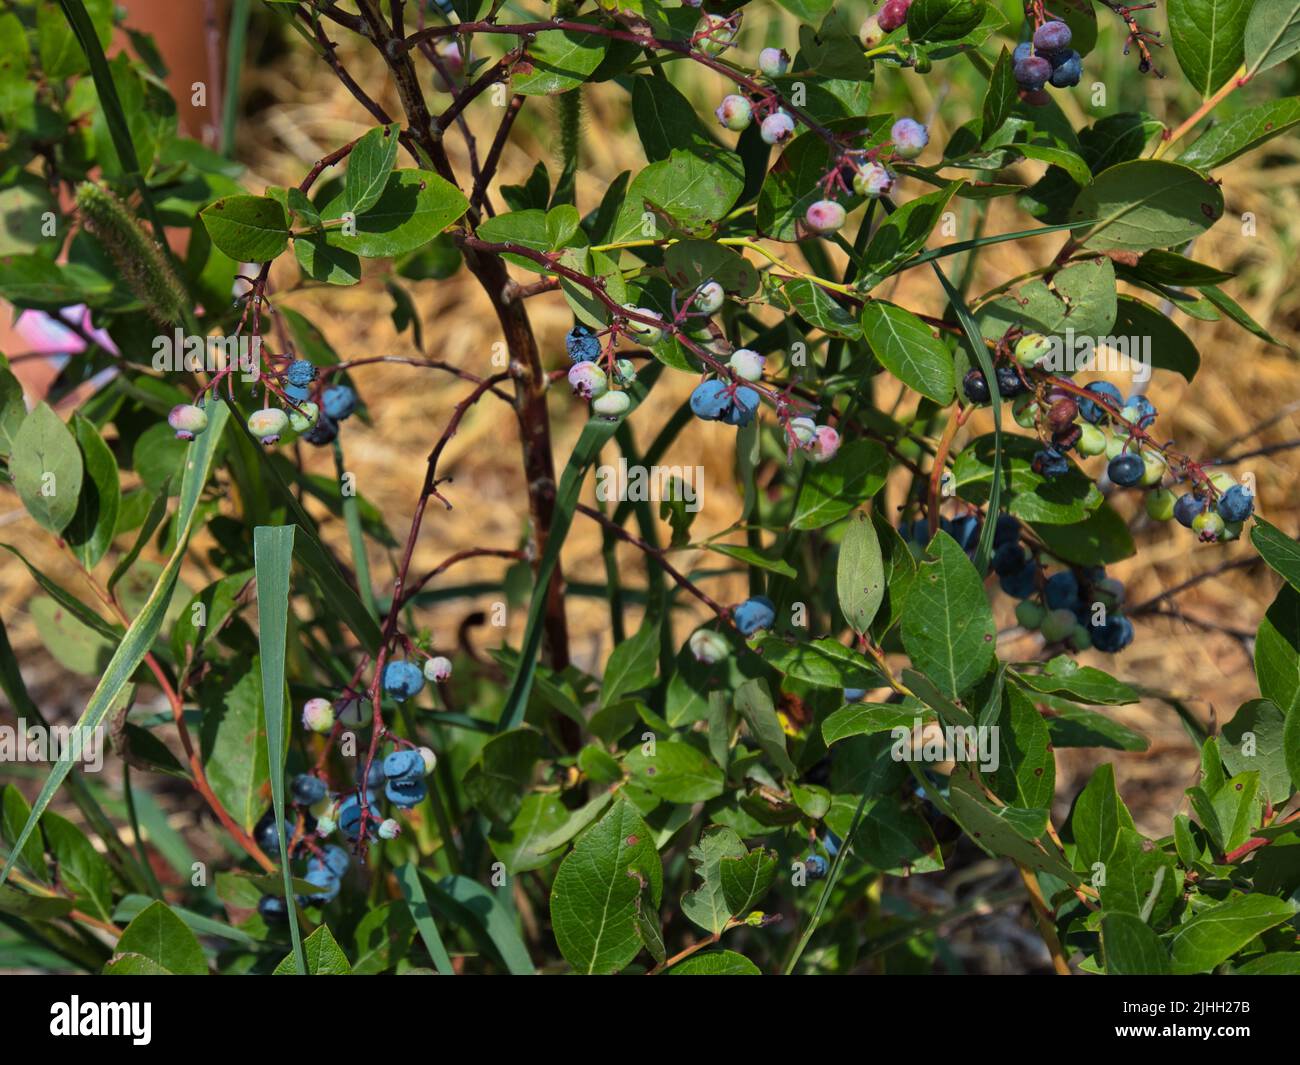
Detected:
[
  {"left": 221, "top": 0, "right": 252, "bottom": 158},
  {"left": 395, "top": 861, "right": 455, "bottom": 975},
  {"left": 0, "top": 402, "right": 229, "bottom": 888},
  {"left": 252, "top": 524, "right": 305, "bottom": 974}
]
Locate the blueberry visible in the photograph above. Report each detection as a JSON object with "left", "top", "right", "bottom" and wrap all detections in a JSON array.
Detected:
[
  {"left": 168, "top": 403, "right": 208, "bottom": 441},
  {"left": 1014, "top": 55, "right": 1053, "bottom": 90},
  {"left": 302, "top": 866, "right": 341, "bottom": 904},
  {"left": 1107, "top": 453, "right": 1145, "bottom": 487},
  {"left": 565, "top": 323, "right": 602, "bottom": 363},
  {"left": 321, "top": 385, "right": 357, "bottom": 421},
  {"left": 947, "top": 514, "right": 981, "bottom": 552},
  {"left": 1033, "top": 20, "right": 1072, "bottom": 54},
  {"left": 302, "top": 413, "right": 338, "bottom": 446},
  {"left": 1078, "top": 381, "right": 1123, "bottom": 424},
  {"left": 1090, "top": 615, "right": 1134, "bottom": 653},
  {"left": 383, "top": 749, "right": 425, "bottom": 783},
  {"left": 805, "top": 855, "right": 828, "bottom": 880},
  {"left": 993, "top": 514, "right": 1021, "bottom": 547},
  {"left": 258, "top": 895, "right": 290, "bottom": 923},
  {"left": 843, "top": 688, "right": 867, "bottom": 702},
  {"left": 1217, "top": 484, "right": 1254, "bottom": 522},
  {"left": 1126, "top": 394, "right": 1157, "bottom": 427},
  {"left": 1032, "top": 446, "right": 1069, "bottom": 479},
  {"left": 1013, "top": 41, "right": 1032, "bottom": 64},
  {"left": 690, "top": 379, "right": 731, "bottom": 421},
  {"left": 993, "top": 541, "right": 1029, "bottom": 577},
  {"left": 722, "top": 386, "right": 760, "bottom": 427},
  {"left": 733, "top": 595, "right": 776, "bottom": 636},
  {"left": 320, "top": 844, "right": 351, "bottom": 878},
  {"left": 1044, "top": 571, "right": 1080, "bottom": 611},
  {"left": 995, "top": 365, "right": 1026, "bottom": 397},
  {"left": 291, "top": 774, "right": 327, "bottom": 806},
  {"left": 890, "top": 117, "right": 929, "bottom": 160},
  {"left": 823, "top": 831, "right": 842, "bottom": 857},
  {"left": 286, "top": 359, "right": 318, "bottom": 387},
  {"left": 357, "top": 759, "right": 386, "bottom": 789},
  {"left": 337, "top": 793, "right": 382, "bottom": 840},
  {"left": 385, "top": 776, "right": 428, "bottom": 808},
  {"left": 999, "top": 564, "right": 1038, "bottom": 599},
  {"left": 382, "top": 660, "right": 425, "bottom": 702},
  {"left": 1048, "top": 50, "right": 1082, "bottom": 88},
  {"left": 963, "top": 368, "right": 990, "bottom": 404}
]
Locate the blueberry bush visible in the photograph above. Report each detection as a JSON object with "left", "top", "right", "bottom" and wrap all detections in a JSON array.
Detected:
[{"left": 1, "top": 0, "right": 1299, "bottom": 976}]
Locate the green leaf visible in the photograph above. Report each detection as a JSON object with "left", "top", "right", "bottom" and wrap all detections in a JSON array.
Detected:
[
  {"left": 1069, "top": 160, "right": 1224, "bottom": 252},
  {"left": 1101, "top": 912, "right": 1170, "bottom": 974},
  {"left": 631, "top": 75, "right": 715, "bottom": 162},
  {"left": 783, "top": 278, "right": 862, "bottom": 339},
  {"left": 981, "top": 48, "right": 1016, "bottom": 142},
  {"left": 1169, "top": 895, "right": 1298, "bottom": 974},
  {"left": 601, "top": 617, "right": 659, "bottom": 707},
  {"left": 1256, "top": 583, "right": 1300, "bottom": 715},
  {"left": 1252, "top": 517, "right": 1300, "bottom": 591},
  {"left": 1286, "top": 707, "right": 1300, "bottom": 799},
  {"left": 393, "top": 861, "right": 454, "bottom": 976},
  {"left": 462, "top": 729, "right": 541, "bottom": 823},
  {"left": 66, "top": 413, "right": 120, "bottom": 568},
  {"left": 734, "top": 678, "right": 798, "bottom": 778},
  {"left": 907, "top": 0, "right": 984, "bottom": 41},
  {"left": 351, "top": 901, "right": 416, "bottom": 975},
  {"left": 708, "top": 543, "right": 797, "bottom": 579},
  {"left": 1221, "top": 699, "right": 1293, "bottom": 803},
  {"left": 253, "top": 524, "right": 304, "bottom": 974},
  {"left": 200, "top": 194, "right": 290, "bottom": 261},
  {"left": 1029, "top": 503, "right": 1135, "bottom": 566},
  {"left": 667, "top": 949, "right": 761, "bottom": 974},
  {"left": 1111, "top": 295, "right": 1201, "bottom": 381},
  {"left": 633, "top": 149, "right": 745, "bottom": 230},
  {"left": 855, "top": 183, "right": 961, "bottom": 292},
  {"left": 1183, "top": 96, "right": 1300, "bottom": 170},
  {"left": 946, "top": 781, "right": 1077, "bottom": 882},
  {"left": 860, "top": 300, "right": 955, "bottom": 404},
  {"left": 198, "top": 661, "right": 270, "bottom": 834},
  {"left": 719, "top": 846, "right": 777, "bottom": 915},
  {"left": 342, "top": 124, "right": 401, "bottom": 216},
  {"left": 952, "top": 433, "right": 1102, "bottom": 525},
  {"left": 112, "top": 900, "right": 206, "bottom": 975},
  {"left": 823, "top": 701, "right": 932, "bottom": 744},
  {"left": 323, "top": 170, "right": 469, "bottom": 258},
  {"left": 900, "top": 533, "right": 996, "bottom": 697},
  {"left": 488, "top": 793, "right": 569, "bottom": 873},
  {"left": 791, "top": 439, "right": 889, "bottom": 530},
  {"left": 752, "top": 635, "right": 882, "bottom": 690},
  {"left": 977, "top": 257, "right": 1117, "bottom": 340},
  {"left": 2, "top": 787, "right": 48, "bottom": 883},
  {"left": 12, "top": 402, "right": 83, "bottom": 535},
  {"left": 273, "top": 924, "right": 351, "bottom": 975},
  {"left": 42, "top": 811, "right": 116, "bottom": 923},
  {"left": 1244, "top": 0, "right": 1300, "bottom": 76},
  {"left": 1099, "top": 828, "right": 1178, "bottom": 921},
  {"left": 549, "top": 797, "right": 662, "bottom": 974},
  {"left": 513, "top": 26, "right": 608, "bottom": 95},
  {"left": 1200, "top": 283, "right": 1288, "bottom": 347},
  {"left": 625, "top": 740, "right": 725, "bottom": 803},
  {"left": 681, "top": 826, "right": 748, "bottom": 935},
  {"left": 1070, "top": 762, "right": 1134, "bottom": 871},
  {"left": 0, "top": 402, "right": 228, "bottom": 891},
  {"left": 1011, "top": 656, "right": 1139, "bottom": 705},
  {"left": 837, "top": 510, "right": 885, "bottom": 634},
  {"left": 1168, "top": 0, "right": 1251, "bottom": 97},
  {"left": 0, "top": 366, "right": 24, "bottom": 458}
]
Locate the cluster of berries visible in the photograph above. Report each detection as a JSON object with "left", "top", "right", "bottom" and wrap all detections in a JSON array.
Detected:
[
  {"left": 375, "top": 654, "right": 453, "bottom": 705},
  {"left": 801, "top": 118, "right": 928, "bottom": 237},
  {"left": 1013, "top": 21, "right": 1082, "bottom": 97},
  {"left": 257, "top": 844, "right": 352, "bottom": 924},
  {"left": 858, "top": 0, "right": 914, "bottom": 49},
  {"left": 565, "top": 321, "right": 644, "bottom": 420},
  {"left": 713, "top": 43, "right": 799, "bottom": 146}
]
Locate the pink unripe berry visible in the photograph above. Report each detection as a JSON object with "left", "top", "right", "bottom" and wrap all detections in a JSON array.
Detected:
[
  {"left": 890, "top": 117, "right": 929, "bottom": 159},
  {"left": 248, "top": 407, "right": 288, "bottom": 445},
  {"left": 568, "top": 362, "right": 609, "bottom": 400},
  {"left": 859, "top": 15, "right": 884, "bottom": 48},
  {"left": 805, "top": 199, "right": 846, "bottom": 233},
  {"left": 760, "top": 110, "right": 796, "bottom": 145},
  {"left": 809, "top": 426, "right": 841, "bottom": 463},
  {"left": 378, "top": 818, "right": 401, "bottom": 840},
  {"left": 853, "top": 161, "right": 894, "bottom": 197},
  {"left": 878, "top": 0, "right": 910, "bottom": 33},
  {"left": 302, "top": 697, "right": 335, "bottom": 733},
  {"left": 728, "top": 348, "right": 765, "bottom": 382},
  {"left": 715, "top": 94, "right": 753, "bottom": 131},
  {"left": 424, "top": 655, "right": 453, "bottom": 683},
  {"left": 758, "top": 47, "right": 790, "bottom": 77},
  {"left": 168, "top": 403, "right": 208, "bottom": 441}
]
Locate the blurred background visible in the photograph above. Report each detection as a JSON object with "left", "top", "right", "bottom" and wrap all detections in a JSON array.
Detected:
[{"left": 2, "top": 0, "right": 1298, "bottom": 972}]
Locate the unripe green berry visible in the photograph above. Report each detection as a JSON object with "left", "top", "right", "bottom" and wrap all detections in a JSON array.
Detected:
[
  {"left": 592, "top": 390, "right": 631, "bottom": 419},
  {"left": 695, "top": 13, "right": 738, "bottom": 55},
  {"left": 694, "top": 280, "right": 725, "bottom": 314},
  {"left": 688, "top": 628, "right": 730, "bottom": 663},
  {"left": 1145, "top": 487, "right": 1176, "bottom": 521},
  {"left": 1209, "top": 471, "right": 1237, "bottom": 494},
  {"left": 1104, "top": 434, "right": 1125, "bottom": 460},
  {"left": 1015, "top": 600, "right": 1045, "bottom": 629},
  {"left": 623, "top": 306, "right": 665, "bottom": 344},
  {"left": 1139, "top": 450, "right": 1166, "bottom": 486},
  {"left": 1012, "top": 395, "right": 1039, "bottom": 428},
  {"left": 1014, "top": 333, "right": 1052, "bottom": 368},
  {"left": 1075, "top": 421, "right": 1107, "bottom": 456},
  {"left": 1041, "top": 608, "right": 1077, "bottom": 642},
  {"left": 288, "top": 400, "right": 319, "bottom": 433},
  {"left": 1070, "top": 625, "right": 1092, "bottom": 651},
  {"left": 1192, "top": 510, "right": 1226, "bottom": 542},
  {"left": 248, "top": 408, "right": 289, "bottom": 444}
]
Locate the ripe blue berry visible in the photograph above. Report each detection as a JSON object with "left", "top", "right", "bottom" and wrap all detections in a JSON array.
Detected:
[
  {"left": 286, "top": 358, "right": 317, "bottom": 387},
  {"left": 321, "top": 385, "right": 357, "bottom": 421},
  {"left": 358, "top": 759, "right": 386, "bottom": 789},
  {"left": 995, "top": 365, "right": 1026, "bottom": 397},
  {"left": 733, "top": 595, "right": 776, "bottom": 636},
  {"left": 890, "top": 118, "right": 929, "bottom": 160},
  {"left": 723, "top": 386, "right": 760, "bottom": 427},
  {"left": 962, "top": 369, "right": 990, "bottom": 404},
  {"left": 946, "top": 514, "right": 981, "bottom": 553},
  {"left": 844, "top": 688, "right": 867, "bottom": 702},
  {"left": 1033, "top": 20, "right": 1072, "bottom": 54},
  {"left": 999, "top": 563, "right": 1038, "bottom": 599},
  {"left": 1032, "top": 446, "right": 1069, "bottom": 479},
  {"left": 321, "top": 844, "right": 350, "bottom": 877},
  {"left": 303, "top": 866, "right": 341, "bottom": 904},
  {"left": 1049, "top": 50, "right": 1082, "bottom": 88},
  {"left": 805, "top": 855, "right": 828, "bottom": 879},
  {"left": 382, "top": 660, "right": 425, "bottom": 702},
  {"left": 303, "top": 413, "right": 338, "bottom": 446},
  {"left": 291, "top": 774, "right": 327, "bottom": 806},
  {"left": 1013, "top": 41, "right": 1032, "bottom": 64},
  {"left": 385, "top": 777, "right": 428, "bottom": 808},
  {"left": 383, "top": 749, "right": 425, "bottom": 783},
  {"left": 1044, "top": 571, "right": 1080, "bottom": 611},
  {"left": 1107, "top": 452, "right": 1144, "bottom": 487},
  {"left": 284, "top": 383, "right": 310, "bottom": 403},
  {"left": 1090, "top": 615, "right": 1134, "bottom": 653},
  {"left": 258, "top": 895, "right": 289, "bottom": 923},
  {"left": 566, "top": 323, "right": 602, "bottom": 363},
  {"left": 994, "top": 514, "right": 1021, "bottom": 546},
  {"left": 1078, "top": 381, "right": 1123, "bottom": 424},
  {"left": 338, "top": 793, "right": 382, "bottom": 840},
  {"left": 690, "top": 379, "right": 731, "bottom": 420},
  {"left": 1126, "top": 394, "right": 1157, "bottom": 427},
  {"left": 1217, "top": 484, "right": 1254, "bottom": 522},
  {"left": 993, "top": 541, "right": 1029, "bottom": 576},
  {"left": 1014, "top": 55, "right": 1052, "bottom": 90}
]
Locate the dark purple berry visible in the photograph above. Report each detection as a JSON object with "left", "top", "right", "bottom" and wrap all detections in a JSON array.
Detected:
[
  {"left": 1014, "top": 55, "right": 1052, "bottom": 90},
  {"left": 1049, "top": 51, "right": 1082, "bottom": 88},
  {"left": 1108, "top": 453, "right": 1144, "bottom": 487},
  {"left": 1033, "top": 20, "right": 1072, "bottom": 54},
  {"left": 963, "top": 369, "right": 990, "bottom": 404},
  {"left": 996, "top": 365, "right": 1026, "bottom": 397},
  {"left": 1032, "top": 446, "right": 1069, "bottom": 479}
]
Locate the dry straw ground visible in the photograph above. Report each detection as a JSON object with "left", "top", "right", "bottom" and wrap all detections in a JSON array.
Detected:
[{"left": 2, "top": 10, "right": 1298, "bottom": 971}]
